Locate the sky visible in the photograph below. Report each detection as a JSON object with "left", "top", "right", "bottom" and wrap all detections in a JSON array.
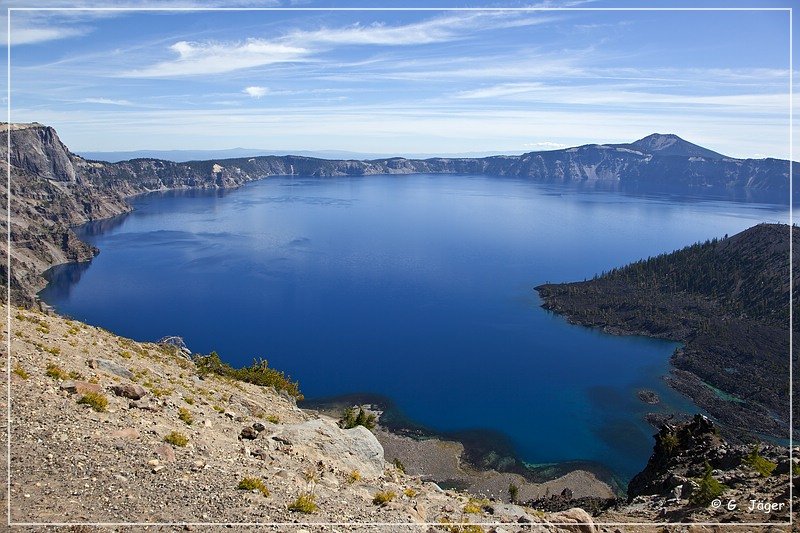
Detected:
[{"left": 1, "top": 0, "right": 797, "bottom": 159}]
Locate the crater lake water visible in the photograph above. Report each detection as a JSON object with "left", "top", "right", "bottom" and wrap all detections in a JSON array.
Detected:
[{"left": 40, "top": 174, "right": 790, "bottom": 483}]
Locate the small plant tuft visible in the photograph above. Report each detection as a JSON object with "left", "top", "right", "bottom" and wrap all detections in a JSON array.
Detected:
[
  {"left": 347, "top": 470, "right": 362, "bottom": 483},
  {"left": 164, "top": 431, "right": 188, "bottom": 447},
  {"left": 12, "top": 364, "right": 29, "bottom": 379},
  {"left": 45, "top": 363, "right": 68, "bottom": 380},
  {"left": 288, "top": 493, "right": 317, "bottom": 513},
  {"left": 392, "top": 457, "right": 406, "bottom": 474},
  {"left": 403, "top": 487, "right": 417, "bottom": 498},
  {"left": 77, "top": 392, "right": 108, "bottom": 412},
  {"left": 178, "top": 407, "right": 193, "bottom": 425},
  {"left": 373, "top": 490, "right": 396, "bottom": 505},
  {"left": 183, "top": 396, "right": 195, "bottom": 405},
  {"left": 237, "top": 477, "right": 269, "bottom": 496},
  {"left": 267, "top": 414, "right": 280, "bottom": 424},
  {"left": 508, "top": 482, "right": 519, "bottom": 503}
]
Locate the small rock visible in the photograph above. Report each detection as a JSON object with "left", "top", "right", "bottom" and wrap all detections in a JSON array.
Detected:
[
  {"left": 60, "top": 380, "right": 103, "bottom": 395},
  {"left": 110, "top": 383, "right": 147, "bottom": 400},
  {"left": 110, "top": 428, "right": 140, "bottom": 440},
  {"left": 203, "top": 420, "right": 213, "bottom": 428},
  {"left": 155, "top": 443, "right": 177, "bottom": 463},
  {"left": 152, "top": 465, "right": 165, "bottom": 473},
  {"left": 147, "top": 459, "right": 160, "bottom": 467},
  {"left": 250, "top": 448, "right": 268, "bottom": 460},
  {"left": 240, "top": 427, "right": 258, "bottom": 440},
  {"left": 86, "top": 358, "right": 134, "bottom": 380},
  {"left": 253, "top": 422, "right": 266, "bottom": 432},
  {"left": 129, "top": 399, "right": 159, "bottom": 411}
]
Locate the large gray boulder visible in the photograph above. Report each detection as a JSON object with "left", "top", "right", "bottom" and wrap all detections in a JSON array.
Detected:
[{"left": 272, "top": 419, "right": 385, "bottom": 478}]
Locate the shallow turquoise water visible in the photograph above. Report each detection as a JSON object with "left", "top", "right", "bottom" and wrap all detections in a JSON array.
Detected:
[{"left": 40, "top": 174, "right": 790, "bottom": 481}]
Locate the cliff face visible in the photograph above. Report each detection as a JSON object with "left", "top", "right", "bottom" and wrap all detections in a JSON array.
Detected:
[{"left": 1, "top": 124, "right": 132, "bottom": 306}]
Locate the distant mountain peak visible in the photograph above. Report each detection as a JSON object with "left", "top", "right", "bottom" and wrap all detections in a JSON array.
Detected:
[{"left": 629, "top": 133, "right": 726, "bottom": 159}]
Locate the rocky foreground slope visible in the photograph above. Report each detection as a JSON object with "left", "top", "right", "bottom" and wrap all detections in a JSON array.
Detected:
[
  {"left": 4, "top": 305, "right": 598, "bottom": 531},
  {"left": 4, "top": 306, "right": 795, "bottom": 531}
]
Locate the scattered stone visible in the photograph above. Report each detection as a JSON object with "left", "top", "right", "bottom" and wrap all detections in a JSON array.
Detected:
[
  {"left": 86, "top": 358, "right": 134, "bottom": 380},
  {"left": 110, "top": 383, "right": 147, "bottom": 400},
  {"left": 60, "top": 380, "right": 103, "bottom": 395},
  {"left": 240, "top": 427, "right": 258, "bottom": 440},
  {"left": 250, "top": 448, "right": 268, "bottom": 460},
  {"left": 110, "top": 428, "right": 140, "bottom": 440},
  {"left": 252, "top": 422, "right": 266, "bottom": 432},
  {"left": 129, "top": 399, "right": 159, "bottom": 411},
  {"left": 155, "top": 443, "right": 176, "bottom": 463}
]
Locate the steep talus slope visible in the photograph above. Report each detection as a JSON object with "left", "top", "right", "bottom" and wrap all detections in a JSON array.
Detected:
[
  {"left": 536, "top": 224, "right": 797, "bottom": 441},
  {"left": 7, "top": 305, "right": 605, "bottom": 530}
]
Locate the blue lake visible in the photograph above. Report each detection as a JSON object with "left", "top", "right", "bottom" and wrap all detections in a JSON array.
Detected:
[{"left": 40, "top": 174, "right": 791, "bottom": 482}]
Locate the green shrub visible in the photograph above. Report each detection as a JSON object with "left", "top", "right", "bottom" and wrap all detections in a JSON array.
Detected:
[
  {"left": 340, "top": 406, "right": 376, "bottom": 430},
  {"left": 164, "top": 431, "right": 188, "bottom": 447},
  {"left": 77, "top": 392, "right": 108, "bottom": 412},
  {"left": 743, "top": 445, "right": 777, "bottom": 477},
  {"left": 403, "top": 487, "right": 417, "bottom": 498},
  {"left": 194, "top": 352, "right": 302, "bottom": 400},
  {"left": 267, "top": 414, "right": 280, "bottom": 424},
  {"left": 392, "top": 457, "right": 406, "bottom": 474},
  {"left": 792, "top": 463, "right": 800, "bottom": 477},
  {"left": 12, "top": 364, "right": 29, "bottom": 379},
  {"left": 373, "top": 490, "right": 396, "bottom": 505},
  {"left": 45, "top": 363, "right": 68, "bottom": 380},
  {"left": 288, "top": 493, "right": 317, "bottom": 513},
  {"left": 690, "top": 460, "right": 726, "bottom": 506},
  {"left": 183, "top": 396, "right": 195, "bottom": 405},
  {"left": 237, "top": 477, "right": 269, "bottom": 496},
  {"left": 178, "top": 407, "right": 193, "bottom": 425}
]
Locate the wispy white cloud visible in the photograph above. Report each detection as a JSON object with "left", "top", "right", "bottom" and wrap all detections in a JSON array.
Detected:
[
  {"left": 243, "top": 86, "right": 268, "bottom": 98},
  {"left": 120, "top": 11, "right": 555, "bottom": 78},
  {"left": 286, "top": 11, "right": 552, "bottom": 47},
  {"left": 121, "top": 39, "right": 311, "bottom": 77},
  {"left": 8, "top": 25, "right": 90, "bottom": 45},
  {"left": 453, "top": 81, "right": 788, "bottom": 115},
  {"left": 80, "top": 97, "right": 134, "bottom": 106}
]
